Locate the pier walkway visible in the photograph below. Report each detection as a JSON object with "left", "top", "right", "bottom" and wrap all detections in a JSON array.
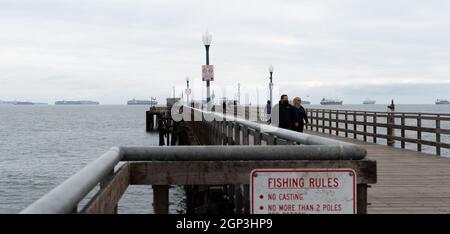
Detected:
[{"left": 306, "top": 130, "right": 450, "bottom": 214}]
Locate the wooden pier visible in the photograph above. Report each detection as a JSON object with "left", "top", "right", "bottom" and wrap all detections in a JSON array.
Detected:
[
  {"left": 22, "top": 105, "right": 376, "bottom": 214},
  {"left": 21, "top": 104, "right": 450, "bottom": 214},
  {"left": 305, "top": 130, "right": 450, "bottom": 213},
  {"left": 305, "top": 108, "right": 450, "bottom": 213}
]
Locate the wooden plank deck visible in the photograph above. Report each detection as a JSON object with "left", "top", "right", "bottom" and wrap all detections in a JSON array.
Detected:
[{"left": 305, "top": 130, "right": 450, "bottom": 214}]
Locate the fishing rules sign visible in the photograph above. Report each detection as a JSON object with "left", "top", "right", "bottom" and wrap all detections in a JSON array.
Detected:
[{"left": 250, "top": 169, "right": 357, "bottom": 214}]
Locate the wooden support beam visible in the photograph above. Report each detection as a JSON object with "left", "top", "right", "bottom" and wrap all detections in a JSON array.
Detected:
[
  {"left": 129, "top": 160, "right": 376, "bottom": 185},
  {"left": 83, "top": 164, "right": 130, "bottom": 214},
  {"left": 153, "top": 185, "right": 169, "bottom": 214}
]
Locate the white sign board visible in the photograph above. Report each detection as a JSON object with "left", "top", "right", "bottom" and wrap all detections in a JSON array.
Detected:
[
  {"left": 202, "top": 65, "right": 214, "bottom": 81},
  {"left": 251, "top": 169, "right": 356, "bottom": 214}
]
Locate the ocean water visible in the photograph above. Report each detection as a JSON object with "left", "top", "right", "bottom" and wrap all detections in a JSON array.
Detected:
[
  {"left": 1, "top": 104, "right": 449, "bottom": 213},
  {"left": 0, "top": 105, "right": 184, "bottom": 214}
]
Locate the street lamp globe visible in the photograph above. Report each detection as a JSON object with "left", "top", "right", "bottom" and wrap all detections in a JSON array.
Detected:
[
  {"left": 268, "top": 65, "right": 274, "bottom": 73},
  {"left": 202, "top": 30, "right": 212, "bottom": 46},
  {"left": 186, "top": 76, "right": 190, "bottom": 82}
]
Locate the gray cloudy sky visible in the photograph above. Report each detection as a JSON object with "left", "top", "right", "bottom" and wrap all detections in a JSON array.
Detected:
[{"left": 1, "top": 0, "right": 450, "bottom": 104}]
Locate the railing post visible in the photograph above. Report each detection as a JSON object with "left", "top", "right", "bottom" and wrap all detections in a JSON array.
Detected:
[
  {"left": 314, "top": 110, "right": 317, "bottom": 131},
  {"left": 345, "top": 111, "right": 348, "bottom": 138},
  {"left": 373, "top": 115, "right": 377, "bottom": 143},
  {"left": 245, "top": 106, "right": 249, "bottom": 120},
  {"left": 256, "top": 105, "right": 260, "bottom": 123},
  {"left": 221, "top": 121, "right": 227, "bottom": 145},
  {"left": 234, "top": 185, "right": 243, "bottom": 214},
  {"left": 387, "top": 112, "right": 395, "bottom": 147},
  {"left": 335, "top": 110, "right": 339, "bottom": 136},
  {"left": 363, "top": 112, "right": 367, "bottom": 142},
  {"left": 328, "top": 110, "right": 332, "bottom": 134},
  {"left": 417, "top": 114, "right": 422, "bottom": 152},
  {"left": 242, "top": 126, "right": 249, "bottom": 145},
  {"left": 254, "top": 129, "right": 261, "bottom": 145},
  {"left": 153, "top": 185, "right": 169, "bottom": 214},
  {"left": 100, "top": 169, "right": 117, "bottom": 214},
  {"left": 436, "top": 115, "right": 441, "bottom": 156},
  {"left": 267, "top": 134, "right": 275, "bottom": 145},
  {"left": 401, "top": 114, "right": 405, "bottom": 148},
  {"left": 322, "top": 110, "right": 325, "bottom": 133},
  {"left": 357, "top": 184, "right": 368, "bottom": 214},
  {"left": 227, "top": 122, "right": 233, "bottom": 145},
  {"left": 216, "top": 121, "right": 220, "bottom": 145},
  {"left": 308, "top": 110, "right": 312, "bottom": 130},
  {"left": 234, "top": 123, "right": 241, "bottom": 145},
  {"left": 243, "top": 184, "right": 250, "bottom": 214}
]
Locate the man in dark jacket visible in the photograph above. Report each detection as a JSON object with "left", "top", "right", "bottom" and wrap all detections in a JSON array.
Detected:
[
  {"left": 277, "top": 94, "right": 298, "bottom": 129},
  {"left": 292, "top": 97, "right": 309, "bottom": 132}
]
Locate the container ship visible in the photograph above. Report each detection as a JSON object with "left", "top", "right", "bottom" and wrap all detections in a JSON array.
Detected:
[
  {"left": 127, "top": 99, "right": 158, "bottom": 105},
  {"left": 302, "top": 100, "right": 311, "bottom": 105},
  {"left": 1, "top": 101, "right": 47, "bottom": 105},
  {"left": 363, "top": 98, "right": 376, "bottom": 104},
  {"left": 436, "top": 99, "right": 450, "bottom": 105},
  {"left": 320, "top": 98, "right": 343, "bottom": 105},
  {"left": 55, "top": 100, "right": 99, "bottom": 105},
  {"left": 15, "top": 101, "right": 34, "bottom": 105}
]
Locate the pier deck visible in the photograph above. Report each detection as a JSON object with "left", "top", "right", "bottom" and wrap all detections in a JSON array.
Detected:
[{"left": 305, "top": 130, "right": 450, "bottom": 214}]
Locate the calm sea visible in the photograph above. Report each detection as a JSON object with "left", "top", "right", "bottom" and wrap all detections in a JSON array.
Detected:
[
  {"left": 0, "top": 105, "right": 184, "bottom": 214},
  {"left": 1, "top": 104, "right": 449, "bottom": 213}
]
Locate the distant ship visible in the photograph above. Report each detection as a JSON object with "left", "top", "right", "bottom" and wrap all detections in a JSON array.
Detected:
[
  {"left": 15, "top": 101, "right": 34, "bottom": 105},
  {"left": 363, "top": 98, "right": 376, "bottom": 104},
  {"left": 320, "top": 98, "right": 343, "bottom": 105},
  {"left": 1, "top": 100, "right": 48, "bottom": 105},
  {"left": 55, "top": 100, "right": 99, "bottom": 105},
  {"left": 302, "top": 100, "right": 311, "bottom": 105},
  {"left": 436, "top": 99, "right": 449, "bottom": 105},
  {"left": 0, "top": 100, "right": 17, "bottom": 105},
  {"left": 127, "top": 99, "right": 158, "bottom": 105}
]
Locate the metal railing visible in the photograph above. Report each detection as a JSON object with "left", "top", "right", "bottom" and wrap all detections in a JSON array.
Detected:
[
  {"left": 182, "top": 106, "right": 364, "bottom": 147},
  {"left": 306, "top": 108, "right": 450, "bottom": 156}
]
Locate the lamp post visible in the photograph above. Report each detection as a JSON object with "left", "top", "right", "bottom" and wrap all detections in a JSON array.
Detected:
[
  {"left": 268, "top": 65, "right": 274, "bottom": 109},
  {"left": 202, "top": 30, "right": 212, "bottom": 111},
  {"left": 237, "top": 83, "right": 241, "bottom": 105},
  {"left": 185, "top": 76, "right": 190, "bottom": 105}
]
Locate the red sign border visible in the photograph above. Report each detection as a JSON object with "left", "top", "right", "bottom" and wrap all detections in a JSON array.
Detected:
[{"left": 250, "top": 169, "right": 357, "bottom": 214}]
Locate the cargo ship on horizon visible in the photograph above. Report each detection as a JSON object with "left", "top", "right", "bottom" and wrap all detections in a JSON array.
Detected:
[
  {"left": 127, "top": 99, "right": 158, "bottom": 105},
  {"left": 363, "top": 98, "right": 376, "bottom": 104},
  {"left": 320, "top": 98, "right": 343, "bottom": 105},
  {"left": 302, "top": 100, "right": 311, "bottom": 105},
  {"left": 55, "top": 100, "right": 99, "bottom": 105},
  {"left": 436, "top": 99, "right": 449, "bottom": 105}
]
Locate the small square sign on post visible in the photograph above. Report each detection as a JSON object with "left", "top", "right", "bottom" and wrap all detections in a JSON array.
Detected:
[
  {"left": 250, "top": 169, "right": 357, "bottom": 214},
  {"left": 202, "top": 65, "right": 214, "bottom": 81}
]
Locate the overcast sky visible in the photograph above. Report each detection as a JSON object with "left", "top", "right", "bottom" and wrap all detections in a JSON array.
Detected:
[{"left": 1, "top": 0, "right": 450, "bottom": 104}]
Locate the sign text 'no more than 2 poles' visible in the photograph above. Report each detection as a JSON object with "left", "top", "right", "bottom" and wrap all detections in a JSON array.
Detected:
[{"left": 251, "top": 169, "right": 357, "bottom": 214}]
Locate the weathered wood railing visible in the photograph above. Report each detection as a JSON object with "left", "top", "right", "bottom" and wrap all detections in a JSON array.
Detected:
[{"left": 306, "top": 109, "right": 450, "bottom": 156}]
